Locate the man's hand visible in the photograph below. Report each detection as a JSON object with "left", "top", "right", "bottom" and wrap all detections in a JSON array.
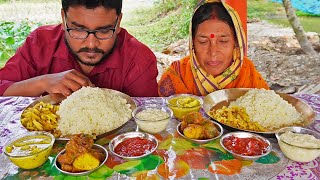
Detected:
[
  {"left": 2, "top": 69, "right": 94, "bottom": 97},
  {"left": 44, "top": 69, "right": 94, "bottom": 97}
]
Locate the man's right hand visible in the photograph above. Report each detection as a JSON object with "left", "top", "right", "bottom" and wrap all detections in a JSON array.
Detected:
[
  {"left": 3, "top": 69, "right": 94, "bottom": 97},
  {"left": 43, "top": 69, "right": 95, "bottom": 97}
]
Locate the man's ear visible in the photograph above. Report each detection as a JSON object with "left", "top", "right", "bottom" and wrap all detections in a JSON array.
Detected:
[
  {"left": 61, "top": 8, "right": 66, "bottom": 30},
  {"left": 116, "top": 13, "right": 123, "bottom": 34}
]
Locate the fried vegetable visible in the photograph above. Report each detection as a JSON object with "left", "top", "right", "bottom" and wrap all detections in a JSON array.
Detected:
[
  {"left": 203, "top": 122, "right": 219, "bottom": 139},
  {"left": 21, "top": 101, "right": 59, "bottom": 132},
  {"left": 181, "top": 112, "right": 220, "bottom": 140},
  {"left": 183, "top": 124, "right": 204, "bottom": 139},
  {"left": 209, "top": 106, "right": 265, "bottom": 132},
  {"left": 6, "top": 146, "right": 13, "bottom": 153},
  {"left": 176, "top": 97, "right": 200, "bottom": 108},
  {"left": 73, "top": 153, "right": 100, "bottom": 171}
]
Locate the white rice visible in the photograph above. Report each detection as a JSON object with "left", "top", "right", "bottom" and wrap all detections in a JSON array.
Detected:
[
  {"left": 229, "top": 89, "right": 303, "bottom": 130},
  {"left": 57, "top": 87, "right": 132, "bottom": 136}
]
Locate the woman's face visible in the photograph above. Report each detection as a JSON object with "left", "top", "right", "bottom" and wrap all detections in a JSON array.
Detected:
[{"left": 193, "top": 19, "right": 236, "bottom": 77}]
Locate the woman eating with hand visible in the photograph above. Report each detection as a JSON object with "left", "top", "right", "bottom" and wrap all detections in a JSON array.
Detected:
[{"left": 158, "top": 0, "right": 269, "bottom": 97}]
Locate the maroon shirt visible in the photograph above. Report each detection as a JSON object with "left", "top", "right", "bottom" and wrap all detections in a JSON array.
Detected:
[{"left": 0, "top": 25, "right": 158, "bottom": 97}]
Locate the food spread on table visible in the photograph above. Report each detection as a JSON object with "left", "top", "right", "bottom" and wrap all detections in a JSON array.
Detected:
[{"left": 4, "top": 87, "right": 317, "bottom": 178}]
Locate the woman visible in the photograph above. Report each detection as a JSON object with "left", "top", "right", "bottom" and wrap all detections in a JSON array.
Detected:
[{"left": 158, "top": 0, "right": 269, "bottom": 97}]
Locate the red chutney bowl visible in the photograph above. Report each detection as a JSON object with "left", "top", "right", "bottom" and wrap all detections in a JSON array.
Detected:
[
  {"left": 220, "top": 131, "right": 272, "bottom": 161},
  {"left": 109, "top": 132, "right": 158, "bottom": 160}
]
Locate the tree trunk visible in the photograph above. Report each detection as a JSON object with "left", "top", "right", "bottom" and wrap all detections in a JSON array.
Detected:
[{"left": 282, "top": 0, "right": 318, "bottom": 57}]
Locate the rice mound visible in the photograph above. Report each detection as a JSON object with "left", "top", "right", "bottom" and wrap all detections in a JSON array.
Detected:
[
  {"left": 229, "top": 89, "right": 303, "bottom": 130},
  {"left": 57, "top": 87, "right": 132, "bottom": 136}
]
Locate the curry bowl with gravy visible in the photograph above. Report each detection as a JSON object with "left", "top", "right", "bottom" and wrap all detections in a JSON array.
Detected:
[
  {"left": 176, "top": 112, "right": 223, "bottom": 144},
  {"left": 166, "top": 94, "right": 203, "bottom": 120},
  {"left": 109, "top": 132, "right": 158, "bottom": 160},
  {"left": 220, "top": 131, "right": 272, "bottom": 161},
  {"left": 54, "top": 134, "right": 108, "bottom": 176},
  {"left": 4, "top": 131, "right": 55, "bottom": 169}
]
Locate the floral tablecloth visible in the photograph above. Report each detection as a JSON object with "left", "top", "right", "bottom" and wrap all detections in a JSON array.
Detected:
[{"left": 0, "top": 94, "right": 319, "bottom": 180}]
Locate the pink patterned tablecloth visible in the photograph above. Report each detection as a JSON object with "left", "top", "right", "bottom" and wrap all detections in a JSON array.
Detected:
[{"left": 0, "top": 94, "right": 319, "bottom": 179}]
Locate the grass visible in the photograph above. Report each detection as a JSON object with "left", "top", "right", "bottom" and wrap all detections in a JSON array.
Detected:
[
  {"left": 248, "top": 0, "right": 320, "bottom": 33},
  {"left": 122, "top": 0, "right": 198, "bottom": 51}
]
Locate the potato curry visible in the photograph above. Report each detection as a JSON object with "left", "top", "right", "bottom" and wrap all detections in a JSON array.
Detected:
[
  {"left": 57, "top": 134, "right": 104, "bottom": 172},
  {"left": 180, "top": 112, "right": 220, "bottom": 139}
]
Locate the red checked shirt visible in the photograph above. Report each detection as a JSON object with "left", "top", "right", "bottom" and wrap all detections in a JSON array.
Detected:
[{"left": 0, "top": 25, "right": 158, "bottom": 97}]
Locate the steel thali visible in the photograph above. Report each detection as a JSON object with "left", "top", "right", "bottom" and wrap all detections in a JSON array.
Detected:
[
  {"left": 20, "top": 89, "right": 137, "bottom": 142},
  {"left": 203, "top": 88, "right": 316, "bottom": 137}
]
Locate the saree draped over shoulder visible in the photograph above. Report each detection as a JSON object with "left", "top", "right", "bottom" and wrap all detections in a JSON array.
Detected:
[{"left": 158, "top": 0, "right": 269, "bottom": 97}]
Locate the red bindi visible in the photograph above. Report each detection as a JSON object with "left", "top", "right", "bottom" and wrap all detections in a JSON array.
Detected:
[{"left": 210, "top": 34, "right": 215, "bottom": 38}]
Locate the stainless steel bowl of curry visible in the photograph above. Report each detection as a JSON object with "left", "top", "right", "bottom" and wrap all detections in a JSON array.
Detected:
[{"left": 109, "top": 131, "right": 158, "bottom": 160}]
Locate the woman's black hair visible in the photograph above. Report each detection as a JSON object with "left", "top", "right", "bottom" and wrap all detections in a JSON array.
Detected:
[
  {"left": 192, "top": 2, "right": 236, "bottom": 39},
  {"left": 62, "top": 0, "right": 122, "bottom": 15}
]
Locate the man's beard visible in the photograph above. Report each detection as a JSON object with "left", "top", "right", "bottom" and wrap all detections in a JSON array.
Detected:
[{"left": 65, "top": 38, "right": 117, "bottom": 66}]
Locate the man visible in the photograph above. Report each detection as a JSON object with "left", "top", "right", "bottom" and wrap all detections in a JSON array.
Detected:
[{"left": 0, "top": 0, "right": 158, "bottom": 97}]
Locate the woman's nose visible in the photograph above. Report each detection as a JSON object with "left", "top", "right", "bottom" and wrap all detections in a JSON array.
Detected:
[{"left": 209, "top": 40, "right": 218, "bottom": 55}]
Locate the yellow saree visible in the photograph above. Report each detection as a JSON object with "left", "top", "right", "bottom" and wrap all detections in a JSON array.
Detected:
[{"left": 158, "top": 0, "right": 269, "bottom": 97}]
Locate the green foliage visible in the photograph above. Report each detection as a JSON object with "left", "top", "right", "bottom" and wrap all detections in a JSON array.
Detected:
[
  {"left": 122, "top": 0, "right": 198, "bottom": 51},
  {"left": 296, "top": 10, "right": 320, "bottom": 17},
  {"left": 248, "top": 0, "right": 285, "bottom": 19},
  {"left": 248, "top": 0, "right": 320, "bottom": 33},
  {"left": 0, "top": 21, "right": 41, "bottom": 67}
]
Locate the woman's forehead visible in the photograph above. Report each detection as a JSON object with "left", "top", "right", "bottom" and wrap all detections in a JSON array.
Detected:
[{"left": 195, "top": 19, "right": 233, "bottom": 37}]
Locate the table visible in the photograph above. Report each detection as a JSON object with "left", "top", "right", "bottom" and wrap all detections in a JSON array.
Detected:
[{"left": 0, "top": 94, "right": 319, "bottom": 179}]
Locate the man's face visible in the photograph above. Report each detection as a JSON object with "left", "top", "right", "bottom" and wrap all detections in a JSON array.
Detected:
[
  {"left": 61, "top": 6, "right": 122, "bottom": 66},
  {"left": 193, "top": 19, "right": 236, "bottom": 77}
]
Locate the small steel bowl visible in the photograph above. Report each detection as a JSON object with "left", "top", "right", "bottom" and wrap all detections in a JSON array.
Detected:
[
  {"left": 54, "top": 144, "right": 108, "bottom": 176},
  {"left": 132, "top": 105, "right": 173, "bottom": 134},
  {"left": 275, "top": 126, "right": 320, "bottom": 162},
  {"left": 4, "top": 131, "right": 55, "bottom": 169},
  {"left": 166, "top": 94, "right": 203, "bottom": 120},
  {"left": 109, "top": 131, "right": 158, "bottom": 160},
  {"left": 220, "top": 132, "right": 272, "bottom": 161},
  {"left": 177, "top": 121, "right": 223, "bottom": 144}
]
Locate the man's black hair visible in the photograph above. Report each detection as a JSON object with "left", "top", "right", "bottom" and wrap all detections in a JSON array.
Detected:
[
  {"left": 62, "top": 0, "right": 122, "bottom": 15},
  {"left": 192, "top": 2, "right": 236, "bottom": 39}
]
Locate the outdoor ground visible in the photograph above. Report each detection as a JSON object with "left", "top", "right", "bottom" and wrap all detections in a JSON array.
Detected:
[{"left": 0, "top": 0, "right": 319, "bottom": 93}]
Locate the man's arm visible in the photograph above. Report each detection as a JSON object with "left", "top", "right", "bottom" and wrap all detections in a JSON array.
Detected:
[{"left": 3, "top": 69, "right": 94, "bottom": 97}]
